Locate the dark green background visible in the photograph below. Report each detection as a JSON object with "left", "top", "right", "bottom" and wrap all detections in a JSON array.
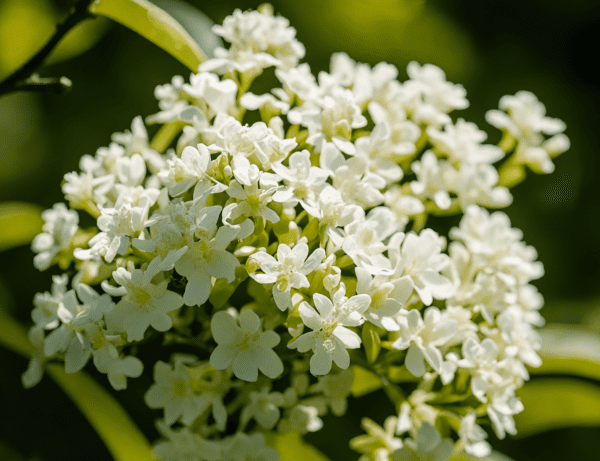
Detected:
[{"left": 1, "top": 0, "right": 599, "bottom": 459}]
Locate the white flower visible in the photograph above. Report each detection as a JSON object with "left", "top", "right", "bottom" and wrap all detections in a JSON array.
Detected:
[
  {"left": 410, "top": 151, "right": 454, "bottom": 210},
  {"left": 173, "top": 206, "right": 241, "bottom": 306},
  {"left": 270, "top": 150, "right": 329, "bottom": 206},
  {"left": 392, "top": 307, "right": 458, "bottom": 377},
  {"left": 404, "top": 61, "right": 469, "bottom": 126},
  {"left": 250, "top": 242, "right": 325, "bottom": 311},
  {"left": 392, "top": 422, "right": 454, "bottom": 461},
  {"left": 350, "top": 417, "right": 404, "bottom": 461},
  {"left": 145, "top": 358, "right": 205, "bottom": 426},
  {"left": 31, "top": 203, "right": 79, "bottom": 271},
  {"left": 343, "top": 206, "right": 401, "bottom": 274},
  {"left": 388, "top": 229, "right": 455, "bottom": 305},
  {"left": 103, "top": 250, "right": 186, "bottom": 341},
  {"left": 221, "top": 432, "right": 279, "bottom": 461},
  {"left": 62, "top": 170, "right": 113, "bottom": 210},
  {"left": 158, "top": 144, "right": 215, "bottom": 197},
  {"left": 278, "top": 404, "right": 323, "bottom": 434},
  {"left": 303, "top": 87, "right": 367, "bottom": 154},
  {"left": 310, "top": 368, "right": 354, "bottom": 416},
  {"left": 182, "top": 72, "right": 238, "bottom": 119},
  {"left": 302, "top": 184, "right": 361, "bottom": 232},
  {"left": 355, "top": 267, "right": 412, "bottom": 331},
  {"left": 459, "top": 412, "right": 492, "bottom": 458},
  {"left": 31, "top": 274, "right": 69, "bottom": 329},
  {"left": 201, "top": 8, "right": 304, "bottom": 76},
  {"left": 321, "top": 143, "right": 386, "bottom": 209},
  {"left": 288, "top": 286, "right": 370, "bottom": 376},
  {"left": 452, "top": 162, "right": 512, "bottom": 211},
  {"left": 111, "top": 116, "right": 166, "bottom": 174},
  {"left": 153, "top": 423, "right": 222, "bottom": 461},
  {"left": 456, "top": 337, "right": 507, "bottom": 402},
  {"left": 78, "top": 185, "right": 159, "bottom": 263},
  {"left": 240, "top": 386, "right": 285, "bottom": 429},
  {"left": 427, "top": 119, "right": 505, "bottom": 165},
  {"left": 209, "top": 309, "right": 283, "bottom": 382},
  {"left": 486, "top": 90, "right": 566, "bottom": 145},
  {"left": 223, "top": 163, "right": 284, "bottom": 224}
]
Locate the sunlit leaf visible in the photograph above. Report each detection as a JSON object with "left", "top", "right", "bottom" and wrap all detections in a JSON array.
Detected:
[
  {"left": 533, "top": 323, "right": 600, "bottom": 381},
  {"left": 47, "top": 16, "right": 111, "bottom": 66},
  {"left": 515, "top": 378, "right": 600, "bottom": 438},
  {"left": 350, "top": 364, "right": 383, "bottom": 397},
  {"left": 0, "top": 311, "right": 154, "bottom": 461},
  {"left": 265, "top": 431, "right": 331, "bottom": 461},
  {"left": 149, "top": 0, "right": 223, "bottom": 57},
  {"left": 0, "top": 0, "right": 109, "bottom": 76},
  {"left": 0, "top": 202, "right": 43, "bottom": 252},
  {"left": 89, "top": 0, "right": 207, "bottom": 71}
]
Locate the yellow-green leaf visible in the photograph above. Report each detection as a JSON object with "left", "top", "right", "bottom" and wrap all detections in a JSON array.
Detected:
[
  {"left": 89, "top": 0, "right": 207, "bottom": 71},
  {"left": 515, "top": 378, "right": 600, "bottom": 438},
  {"left": 0, "top": 311, "right": 154, "bottom": 461},
  {"left": 533, "top": 323, "right": 600, "bottom": 381},
  {"left": 265, "top": 431, "right": 331, "bottom": 461},
  {"left": 362, "top": 322, "right": 381, "bottom": 364},
  {"left": 350, "top": 365, "right": 382, "bottom": 397},
  {"left": 0, "top": 202, "right": 43, "bottom": 252}
]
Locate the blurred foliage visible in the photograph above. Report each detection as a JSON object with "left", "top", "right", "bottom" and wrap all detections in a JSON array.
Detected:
[
  {"left": 0, "top": 202, "right": 43, "bottom": 252},
  {"left": 1, "top": 0, "right": 600, "bottom": 460}
]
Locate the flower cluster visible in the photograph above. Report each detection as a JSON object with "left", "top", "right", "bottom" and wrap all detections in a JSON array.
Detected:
[{"left": 26, "top": 6, "right": 568, "bottom": 461}]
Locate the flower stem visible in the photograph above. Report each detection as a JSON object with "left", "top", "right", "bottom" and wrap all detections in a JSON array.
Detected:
[{"left": 0, "top": 0, "right": 96, "bottom": 97}]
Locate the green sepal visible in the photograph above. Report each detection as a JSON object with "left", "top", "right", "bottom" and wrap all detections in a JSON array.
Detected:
[
  {"left": 209, "top": 266, "right": 248, "bottom": 309},
  {"left": 362, "top": 322, "right": 382, "bottom": 365},
  {"left": 350, "top": 365, "right": 383, "bottom": 397}
]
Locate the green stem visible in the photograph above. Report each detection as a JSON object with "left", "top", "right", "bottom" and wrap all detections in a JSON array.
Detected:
[{"left": 0, "top": 0, "right": 95, "bottom": 97}]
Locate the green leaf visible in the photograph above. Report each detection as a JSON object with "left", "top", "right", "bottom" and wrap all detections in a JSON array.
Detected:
[
  {"left": 265, "top": 432, "right": 331, "bottom": 461},
  {"left": 533, "top": 323, "right": 600, "bottom": 381},
  {"left": 350, "top": 365, "right": 382, "bottom": 397},
  {"left": 89, "top": 0, "right": 207, "bottom": 71},
  {"left": 209, "top": 266, "right": 248, "bottom": 309},
  {"left": 515, "top": 378, "right": 600, "bottom": 438},
  {"left": 149, "top": 0, "right": 223, "bottom": 56},
  {"left": 362, "top": 323, "right": 381, "bottom": 364},
  {"left": 0, "top": 311, "right": 154, "bottom": 461},
  {"left": 0, "top": 202, "right": 43, "bottom": 252}
]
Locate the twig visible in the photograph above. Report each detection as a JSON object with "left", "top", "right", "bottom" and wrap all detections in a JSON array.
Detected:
[{"left": 0, "top": 0, "right": 96, "bottom": 97}]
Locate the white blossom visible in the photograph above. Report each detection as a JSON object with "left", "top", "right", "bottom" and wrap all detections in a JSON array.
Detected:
[
  {"left": 288, "top": 286, "right": 370, "bottom": 376},
  {"left": 209, "top": 309, "right": 283, "bottom": 382},
  {"left": 250, "top": 242, "right": 325, "bottom": 311},
  {"left": 31, "top": 203, "right": 79, "bottom": 271}
]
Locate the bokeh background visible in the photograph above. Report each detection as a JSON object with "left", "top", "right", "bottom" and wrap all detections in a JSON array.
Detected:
[{"left": 1, "top": 0, "right": 600, "bottom": 459}]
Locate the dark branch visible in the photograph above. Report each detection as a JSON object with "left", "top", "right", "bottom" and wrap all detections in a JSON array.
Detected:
[{"left": 0, "top": 0, "right": 95, "bottom": 97}]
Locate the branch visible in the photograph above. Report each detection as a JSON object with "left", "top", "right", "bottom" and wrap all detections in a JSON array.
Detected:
[{"left": 0, "top": 0, "right": 95, "bottom": 97}]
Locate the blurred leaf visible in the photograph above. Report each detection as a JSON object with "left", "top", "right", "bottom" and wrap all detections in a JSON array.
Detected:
[
  {"left": 350, "top": 365, "right": 382, "bottom": 397},
  {"left": 0, "top": 0, "right": 109, "bottom": 77},
  {"left": 0, "top": 311, "right": 154, "bottom": 461},
  {"left": 0, "top": 0, "right": 55, "bottom": 76},
  {"left": 47, "top": 16, "right": 111, "bottom": 66},
  {"left": 0, "top": 440, "right": 29, "bottom": 461},
  {"left": 287, "top": 0, "right": 476, "bottom": 80},
  {"left": 533, "top": 323, "right": 600, "bottom": 381},
  {"left": 265, "top": 431, "right": 331, "bottom": 461},
  {"left": 90, "top": 0, "right": 207, "bottom": 71},
  {"left": 149, "top": 0, "right": 223, "bottom": 57},
  {"left": 0, "top": 202, "right": 43, "bottom": 252},
  {"left": 515, "top": 378, "right": 600, "bottom": 438}
]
